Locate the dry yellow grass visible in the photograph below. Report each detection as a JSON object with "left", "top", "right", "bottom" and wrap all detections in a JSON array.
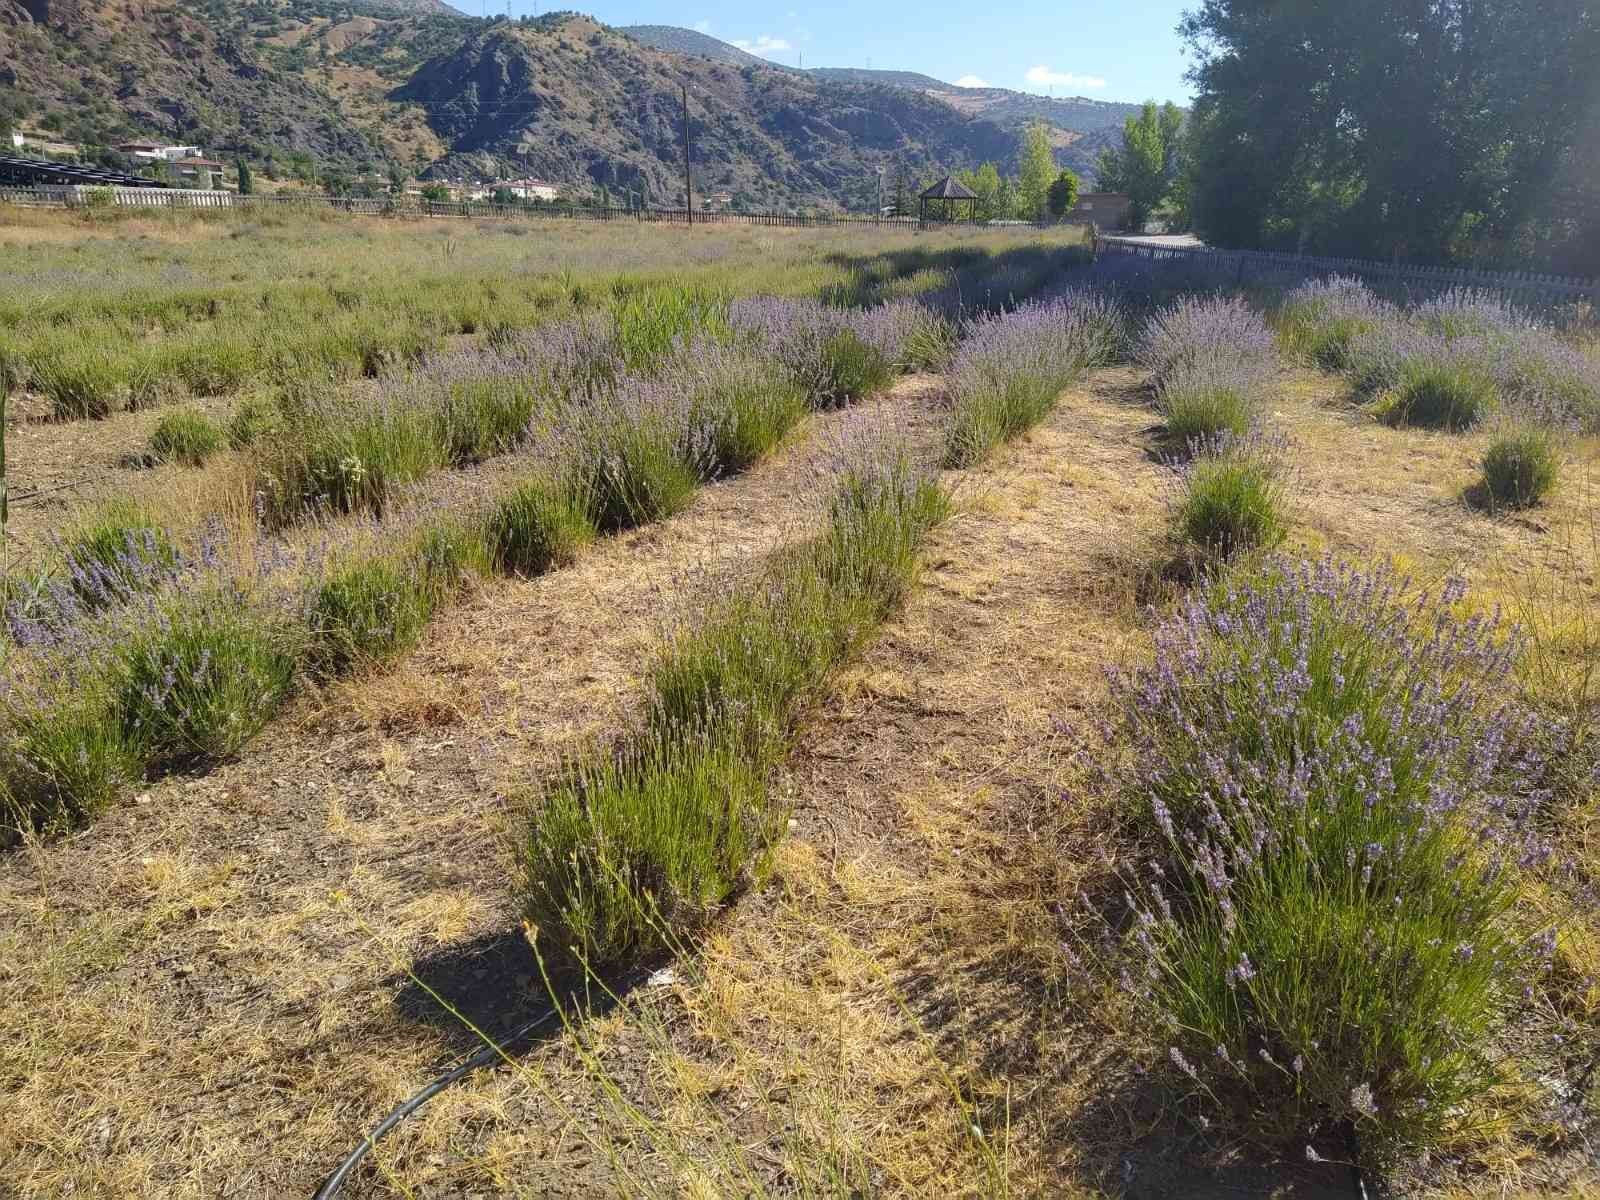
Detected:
[{"left": 2, "top": 278, "right": 1596, "bottom": 1197}]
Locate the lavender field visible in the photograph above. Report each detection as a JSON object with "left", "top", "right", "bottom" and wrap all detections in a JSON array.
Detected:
[{"left": 1, "top": 207, "right": 1596, "bottom": 1199}]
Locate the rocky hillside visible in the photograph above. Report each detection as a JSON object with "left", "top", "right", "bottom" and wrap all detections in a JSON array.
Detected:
[
  {"left": 397, "top": 15, "right": 1021, "bottom": 209},
  {"left": 0, "top": 0, "right": 386, "bottom": 164},
  {"left": 0, "top": 4, "right": 1140, "bottom": 206}
]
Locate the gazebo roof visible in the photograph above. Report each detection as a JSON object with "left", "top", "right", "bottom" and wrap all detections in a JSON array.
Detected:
[{"left": 920, "top": 175, "right": 978, "bottom": 200}]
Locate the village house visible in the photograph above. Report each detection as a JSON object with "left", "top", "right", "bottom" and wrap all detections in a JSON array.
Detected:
[
  {"left": 503, "top": 178, "right": 560, "bottom": 201},
  {"left": 1065, "top": 191, "right": 1134, "bottom": 229},
  {"left": 116, "top": 141, "right": 205, "bottom": 162}
]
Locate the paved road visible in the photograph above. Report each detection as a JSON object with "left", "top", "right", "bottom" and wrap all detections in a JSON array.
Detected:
[{"left": 1104, "top": 234, "right": 1206, "bottom": 250}]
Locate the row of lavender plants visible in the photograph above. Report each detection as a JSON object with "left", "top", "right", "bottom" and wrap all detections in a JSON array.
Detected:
[
  {"left": 512, "top": 272, "right": 1121, "bottom": 968},
  {"left": 1097, "top": 287, "right": 1565, "bottom": 1169},
  {"left": 0, "top": 293, "right": 943, "bottom": 838},
  {"left": 1280, "top": 277, "right": 1600, "bottom": 507}
]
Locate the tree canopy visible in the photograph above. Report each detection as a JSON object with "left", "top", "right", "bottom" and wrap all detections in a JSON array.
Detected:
[
  {"left": 1096, "top": 101, "right": 1184, "bottom": 229},
  {"left": 1180, "top": 0, "right": 1600, "bottom": 272},
  {"left": 1017, "top": 121, "right": 1057, "bottom": 221}
]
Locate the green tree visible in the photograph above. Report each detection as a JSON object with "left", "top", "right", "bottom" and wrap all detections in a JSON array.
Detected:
[
  {"left": 995, "top": 175, "right": 1019, "bottom": 220},
  {"left": 890, "top": 170, "right": 911, "bottom": 217},
  {"left": 1016, "top": 120, "right": 1056, "bottom": 221},
  {"left": 419, "top": 183, "right": 450, "bottom": 202},
  {"left": 1180, "top": 0, "right": 1600, "bottom": 269},
  {"left": 1096, "top": 101, "right": 1180, "bottom": 229},
  {"left": 958, "top": 162, "right": 1004, "bottom": 221},
  {"left": 235, "top": 158, "right": 254, "bottom": 195},
  {"left": 1046, "top": 169, "right": 1080, "bottom": 219}
]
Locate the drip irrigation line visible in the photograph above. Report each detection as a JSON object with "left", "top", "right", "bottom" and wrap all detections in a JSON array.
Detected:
[
  {"left": 312, "top": 964, "right": 656, "bottom": 1199},
  {"left": 1346, "top": 1120, "right": 1370, "bottom": 1200}
]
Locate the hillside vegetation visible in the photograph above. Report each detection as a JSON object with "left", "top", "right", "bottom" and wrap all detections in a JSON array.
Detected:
[{"left": 0, "top": 2, "right": 1134, "bottom": 206}]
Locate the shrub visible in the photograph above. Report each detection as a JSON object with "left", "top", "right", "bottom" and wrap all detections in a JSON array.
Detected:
[
  {"left": 944, "top": 293, "right": 1124, "bottom": 467},
  {"left": 226, "top": 394, "right": 282, "bottom": 449},
  {"left": 255, "top": 395, "right": 449, "bottom": 525},
  {"left": 1276, "top": 276, "right": 1392, "bottom": 371},
  {"left": 32, "top": 343, "right": 127, "bottom": 420},
  {"left": 1137, "top": 295, "right": 1277, "bottom": 394},
  {"left": 116, "top": 591, "right": 297, "bottom": 768},
  {"left": 1379, "top": 360, "right": 1498, "bottom": 430},
  {"left": 1112, "top": 558, "right": 1551, "bottom": 1161},
  {"left": 486, "top": 475, "right": 596, "bottom": 576},
  {"left": 677, "top": 339, "right": 809, "bottom": 473},
  {"left": 570, "top": 384, "right": 710, "bottom": 533},
  {"left": 727, "top": 297, "right": 899, "bottom": 408},
  {"left": 150, "top": 408, "right": 225, "bottom": 466},
  {"left": 1481, "top": 426, "right": 1561, "bottom": 509},
  {"left": 309, "top": 554, "right": 436, "bottom": 674},
  {"left": 0, "top": 677, "right": 137, "bottom": 833},
  {"left": 1158, "top": 375, "right": 1256, "bottom": 444},
  {"left": 310, "top": 521, "right": 487, "bottom": 673},
  {"left": 62, "top": 500, "right": 179, "bottom": 609},
  {"left": 518, "top": 443, "right": 948, "bottom": 966},
  {"left": 1168, "top": 434, "right": 1289, "bottom": 559},
  {"left": 435, "top": 376, "right": 540, "bottom": 465}
]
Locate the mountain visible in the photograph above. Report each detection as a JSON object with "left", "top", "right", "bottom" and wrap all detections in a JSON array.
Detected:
[
  {"left": 0, "top": 0, "right": 389, "bottom": 164},
  {"left": 616, "top": 24, "right": 778, "bottom": 70},
  {"left": 396, "top": 15, "right": 1017, "bottom": 209},
  {"left": 809, "top": 67, "right": 951, "bottom": 91},
  {"left": 0, "top": 6, "right": 1139, "bottom": 205}
]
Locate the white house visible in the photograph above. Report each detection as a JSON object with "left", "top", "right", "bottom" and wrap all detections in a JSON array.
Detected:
[
  {"left": 116, "top": 141, "right": 204, "bottom": 163},
  {"left": 9, "top": 131, "right": 23, "bottom": 149},
  {"left": 504, "top": 178, "right": 559, "bottom": 202}
]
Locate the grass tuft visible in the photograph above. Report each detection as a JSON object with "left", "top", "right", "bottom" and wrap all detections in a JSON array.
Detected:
[
  {"left": 1377, "top": 361, "right": 1498, "bottom": 430},
  {"left": 1168, "top": 434, "right": 1289, "bottom": 560},
  {"left": 1481, "top": 426, "right": 1561, "bottom": 509},
  {"left": 149, "top": 408, "right": 225, "bottom": 466}
]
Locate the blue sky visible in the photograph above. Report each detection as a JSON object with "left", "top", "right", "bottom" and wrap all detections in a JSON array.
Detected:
[{"left": 488, "top": 0, "right": 1197, "bottom": 105}]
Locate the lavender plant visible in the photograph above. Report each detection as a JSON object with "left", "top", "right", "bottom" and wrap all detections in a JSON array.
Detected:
[
  {"left": 1277, "top": 276, "right": 1395, "bottom": 371},
  {"left": 61, "top": 500, "right": 181, "bottom": 611},
  {"left": 943, "top": 292, "right": 1124, "bottom": 467},
  {"left": 1138, "top": 296, "right": 1278, "bottom": 445},
  {"left": 1166, "top": 431, "right": 1290, "bottom": 560},
  {"left": 1111, "top": 557, "right": 1554, "bottom": 1159},
  {"left": 728, "top": 297, "right": 894, "bottom": 408},
  {"left": 117, "top": 586, "right": 300, "bottom": 768},
  {"left": 519, "top": 440, "right": 949, "bottom": 966}
]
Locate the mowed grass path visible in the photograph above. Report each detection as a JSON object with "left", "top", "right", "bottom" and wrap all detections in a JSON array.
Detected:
[{"left": 3, "top": 355, "right": 1595, "bottom": 1192}]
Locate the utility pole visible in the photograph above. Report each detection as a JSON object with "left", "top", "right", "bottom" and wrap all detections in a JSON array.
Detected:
[
  {"left": 876, "top": 165, "right": 884, "bottom": 216},
  {"left": 681, "top": 84, "right": 692, "bottom": 225}
]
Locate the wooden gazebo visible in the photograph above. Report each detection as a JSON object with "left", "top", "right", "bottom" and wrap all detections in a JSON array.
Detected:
[{"left": 919, "top": 175, "right": 979, "bottom": 222}]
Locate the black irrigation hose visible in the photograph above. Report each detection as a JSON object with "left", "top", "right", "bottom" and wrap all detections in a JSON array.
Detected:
[
  {"left": 311, "top": 1004, "right": 563, "bottom": 1200},
  {"left": 1345, "top": 1120, "right": 1370, "bottom": 1200},
  {"left": 313, "top": 963, "right": 657, "bottom": 1199}
]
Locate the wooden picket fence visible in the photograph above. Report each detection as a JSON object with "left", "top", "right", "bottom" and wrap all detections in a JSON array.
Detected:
[
  {"left": 0, "top": 185, "right": 961, "bottom": 230},
  {"left": 1099, "top": 236, "right": 1598, "bottom": 309}
]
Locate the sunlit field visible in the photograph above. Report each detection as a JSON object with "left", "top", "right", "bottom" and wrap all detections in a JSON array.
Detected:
[{"left": 1, "top": 207, "right": 1596, "bottom": 1199}]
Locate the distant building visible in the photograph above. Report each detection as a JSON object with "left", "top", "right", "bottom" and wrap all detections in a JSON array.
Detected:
[
  {"left": 1066, "top": 192, "right": 1134, "bottom": 230},
  {"left": 703, "top": 190, "right": 734, "bottom": 211},
  {"left": 173, "top": 157, "right": 225, "bottom": 187},
  {"left": 117, "top": 141, "right": 205, "bottom": 163},
  {"left": 9, "top": 131, "right": 23, "bottom": 149},
  {"left": 503, "top": 178, "right": 560, "bottom": 202}
]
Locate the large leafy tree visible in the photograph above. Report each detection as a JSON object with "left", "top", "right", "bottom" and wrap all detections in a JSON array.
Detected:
[
  {"left": 1180, "top": 0, "right": 1600, "bottom": 269},
  {"left": 1097, "top": 101, "right": 1186, "bottom": 228},
  {"left": 1047, "top": 169, "right": 1081, "bottom": 219},
  {"left": 1017, "top": 120, "right": 1057, "bottom": 221}
]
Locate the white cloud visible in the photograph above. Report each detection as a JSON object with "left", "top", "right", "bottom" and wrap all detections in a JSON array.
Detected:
[
  {"left": 692, "top": 18, "right": 711, "bottom": 32},
  {"left": 731, "top": 34, "right": 793, "bottom": 57},
  {"left": 1024, "top": 65, "right": 1108, "bottom": 90},
  {"left": 952, "top": 74, "right": 992, "bottom": 88}
]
